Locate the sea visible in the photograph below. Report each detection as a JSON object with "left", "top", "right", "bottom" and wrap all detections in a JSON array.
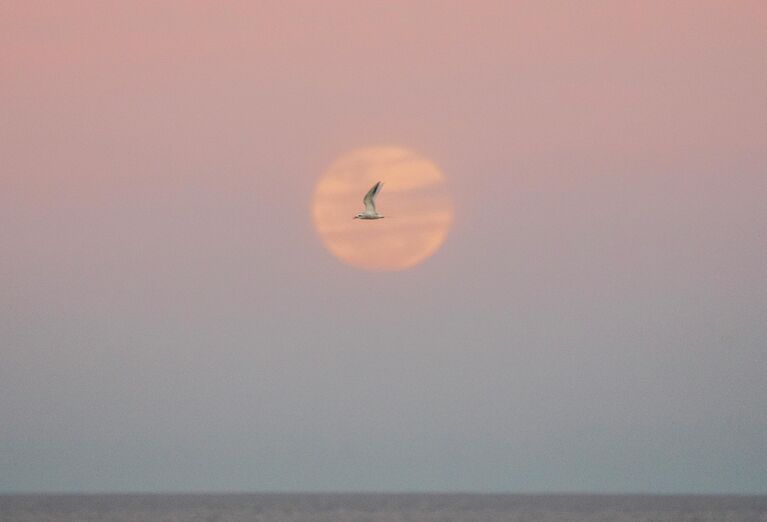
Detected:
[{"left": 1, "top": 493, "right": 766, "bottom": 522}]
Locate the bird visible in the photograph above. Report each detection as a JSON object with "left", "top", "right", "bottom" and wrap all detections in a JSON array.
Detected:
[{"left": 354, "top": 181, "right": 384, "bottom": 219}]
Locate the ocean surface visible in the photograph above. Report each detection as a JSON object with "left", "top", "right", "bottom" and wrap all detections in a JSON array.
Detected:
[{"left": 1, "top": 493, "right": 766, "bottom": 521}]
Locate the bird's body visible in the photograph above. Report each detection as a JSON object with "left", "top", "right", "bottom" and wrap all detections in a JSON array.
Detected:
[{"left": 354, "top": 181, "right": 384, "bottom": 219}]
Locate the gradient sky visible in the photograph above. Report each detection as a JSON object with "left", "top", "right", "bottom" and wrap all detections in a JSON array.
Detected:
[{"left": 2, "top": 1, "right": 766, "bottom": 494}]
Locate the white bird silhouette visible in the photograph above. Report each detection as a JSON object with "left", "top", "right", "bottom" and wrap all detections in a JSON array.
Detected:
[{"left": 354, "top": 181, "right": 384, "bottom": 219}]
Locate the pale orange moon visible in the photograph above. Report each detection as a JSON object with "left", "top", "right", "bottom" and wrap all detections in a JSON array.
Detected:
[{"left": 312, "top": 146, "right": 453, "bottom": 271}]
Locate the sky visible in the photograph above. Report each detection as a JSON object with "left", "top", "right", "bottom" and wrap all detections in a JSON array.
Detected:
[{"left": 1, "top": 1, "right": 766, "bottom": 494}]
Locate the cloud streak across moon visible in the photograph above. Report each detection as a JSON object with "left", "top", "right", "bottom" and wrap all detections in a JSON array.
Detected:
[{"left": 313, "top": 147, "right": 453, "bottom": 271}]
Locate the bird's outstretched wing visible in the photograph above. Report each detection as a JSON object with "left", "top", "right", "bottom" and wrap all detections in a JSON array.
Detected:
[{"left": 363, "top": 181, "right": 382, "bottom": 213}]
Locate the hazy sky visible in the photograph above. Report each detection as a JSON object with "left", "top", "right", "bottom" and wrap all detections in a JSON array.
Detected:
[{"left": 2, "top": 1, "right": 766, "bottom": 494}]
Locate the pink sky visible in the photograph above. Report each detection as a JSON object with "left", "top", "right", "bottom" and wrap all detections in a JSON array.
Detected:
[{"left": 2, "top": 1, "right": 766, "bottom": 493}]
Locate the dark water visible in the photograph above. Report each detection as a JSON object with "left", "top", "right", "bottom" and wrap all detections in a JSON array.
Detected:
[{"left": 1, "top": 493, "right": 766, "bottom": 521}]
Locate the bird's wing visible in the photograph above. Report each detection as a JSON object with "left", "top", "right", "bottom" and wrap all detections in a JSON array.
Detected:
[{"left": 363, "top": 181, "right": 382, "bottom": 213}]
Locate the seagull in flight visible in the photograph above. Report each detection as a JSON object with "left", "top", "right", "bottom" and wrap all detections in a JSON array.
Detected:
[{"left": 354, "top": 181, "right": 384, "bottom": 219}]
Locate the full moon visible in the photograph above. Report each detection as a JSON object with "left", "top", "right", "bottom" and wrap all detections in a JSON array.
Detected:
[{"left": 312, "top": 146, "right": 453, "bottom": 271}]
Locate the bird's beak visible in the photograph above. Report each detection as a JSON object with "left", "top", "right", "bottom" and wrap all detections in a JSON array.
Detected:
[{"left": 353, "top": 216, "right": 358, "bottom": 219}]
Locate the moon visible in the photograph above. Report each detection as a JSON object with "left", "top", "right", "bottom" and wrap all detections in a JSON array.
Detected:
[{"left": 312, "top": 146, "right": 453, "bottom": 271}]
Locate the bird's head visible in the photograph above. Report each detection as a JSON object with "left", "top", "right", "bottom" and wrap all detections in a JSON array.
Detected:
[{"left": 354, "top": 213, "right": 363, "bottom": 219}]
